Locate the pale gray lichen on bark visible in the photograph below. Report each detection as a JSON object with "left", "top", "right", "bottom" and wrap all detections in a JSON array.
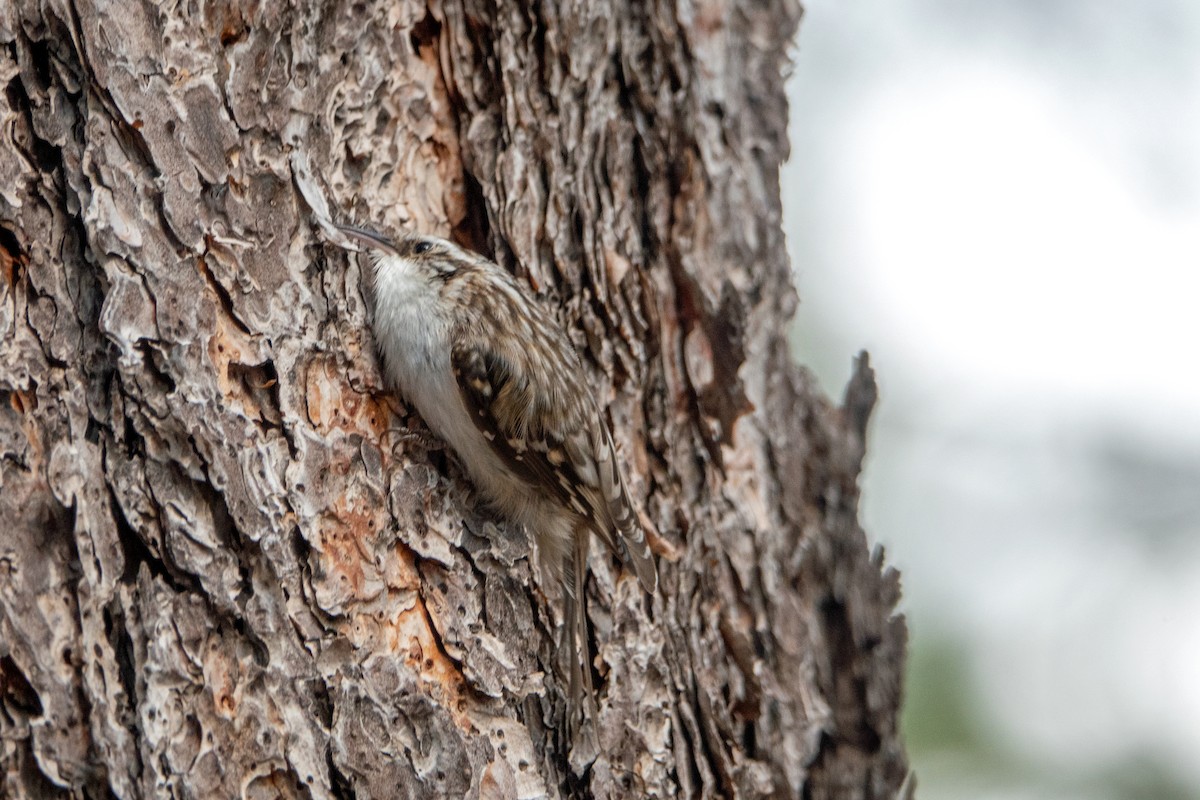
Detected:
[{"left": 0, "top": 1, "right": 907, "bottom": 798}]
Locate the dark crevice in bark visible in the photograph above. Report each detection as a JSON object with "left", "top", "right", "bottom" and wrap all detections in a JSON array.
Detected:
[
  {"left": 196, "top": 249, "right": 253, "bottom": 336},
  {"left": 102, "top": 604, "right": 139, "bottom": 727},
  {"left": 101, "top": 599, "right": 147, "bottom": 791},
  {"left": 698, "top": 683, "right": 738, "bottom": 798},
  {"left": 801, "top": 731, "right": 836, "bottom": 800},
  {"left": 622, "top": 101, "right": 659, "bottom": 262},
  {"left": 454, "top": 167, "right": 492, "bottom": 258},
  {"left": 700, "top": 281, "right": 754, "bottom": 445},
  {"left": 672, "top": 688, "right": 705, "bottom": 793},
  {"left": 717, "top": 594, "right": 763, "bottom": 724},
  {"left": 24, "top": 37, "right": 53, "bottom": 96},
  {"left": 110, "top": 483, "right": 192, "bottom": 594},
  {"left": 191, "top": 471, "right": 257, "bottom": 605},
  {"left": 134, "top": 341, "right": 177, "bottom": 396},
  {"left": 0, "top": 655, "right": 43, "bottom": 717},
  {"left": 232, "top": 616, "right": 271, "bottom": 668},
  {"left": 529, "top": 3, "right": 551, "bottom": 114},
  {"left": 303, "top": 677, "right": 334, "bottom": 730},
  {"left": 325, "top": 750, "right": 356, "bottom": 800},
  {"left": 6, "top": 55, "right": 59, "bottom": 184},
  {"left": 12, "top": 737, "right": 71, "bottom": 799},
  {"left": 819, "top": 595, "right": 884, "bottom": 754},
  {"left": 118, "top": 411, "right": 146, "bottom": 459},
  {"left": 227, "top": 357, "right": 291, "bottom": 447},
  {"left": 411, "top": 564, "right": 469, "bottom": 683},
  {"left": 0, "top": 224, "right": 22, "bottom": 276},
  {"left": 408, "top": 9, "right": 441, "bottom": 57},
  {"left": 96, "top": 84, "right": 161, "bottom": 181},
  {"left": 205, "top": 482, "right": 309, "bottom": 670},
  {"left": 560, "top": 754, "right": 595, "bottom": 800},
  {"left": 669, "top": 266, "right": 725, "bottom": 473}
]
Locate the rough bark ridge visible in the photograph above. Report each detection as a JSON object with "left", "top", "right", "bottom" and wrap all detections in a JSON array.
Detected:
[{"left": 0, "top": 0, "right": 908, "bottom": 797}]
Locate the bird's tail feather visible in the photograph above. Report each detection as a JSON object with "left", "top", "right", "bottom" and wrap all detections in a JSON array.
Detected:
[{"left": 562, "top": 535, "right": 596, "bottom": 742}]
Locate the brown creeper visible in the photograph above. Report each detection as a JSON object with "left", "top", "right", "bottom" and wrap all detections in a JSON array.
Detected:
[{"left": 333, "top": 224, "right": 657, "bottom": 720}]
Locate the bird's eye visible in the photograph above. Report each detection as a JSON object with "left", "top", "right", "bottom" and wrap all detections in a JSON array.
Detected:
[{"left": 413, "top": 241, "right": 433, "bottom": 255}]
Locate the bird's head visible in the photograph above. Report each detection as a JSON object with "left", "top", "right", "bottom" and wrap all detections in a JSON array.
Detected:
[{"left": 334, "top": 224, "right": 471, "bottom": 296}]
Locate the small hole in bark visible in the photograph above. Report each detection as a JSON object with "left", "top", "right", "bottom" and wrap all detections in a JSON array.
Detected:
[
  {"left": 220, "top": 17, "right": 248, "bottom": 47},
  {"left": 408, "top": 11, "right": 441, "bottom": 56},
  {"left": 451, "top": 169, "right": 492, "bottom": 259},
  {"left": 29, "top": 39, "right": 53, "bottom": 88},
  {"left": 3, "top": 81, "right": 24, "bottom": 121},
  {"left": 32, "top": 137, "right": 59, "bottom": 172},
  {"left": 0, "top": 226, "right": 21, "bottom": 260}
]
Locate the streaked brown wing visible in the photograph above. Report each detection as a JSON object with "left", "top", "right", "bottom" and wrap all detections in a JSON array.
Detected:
[
  {"left": 451, "top": 335, "right": 658, "bottom": 593},
  {"left": 594, "top": 424, "right": 657, "bottom": 592},
  {"left": 451, "top": 340, "right": 592, "bottom": 518}
]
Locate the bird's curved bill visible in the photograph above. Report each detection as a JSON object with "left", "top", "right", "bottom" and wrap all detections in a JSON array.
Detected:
[{"left": 334, "top": 224, "right": 399, "bottom": 255}]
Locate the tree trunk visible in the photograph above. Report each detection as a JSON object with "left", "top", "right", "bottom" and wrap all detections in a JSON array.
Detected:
[{"left": 0, "top": 0, "right": 908, "bottom": 797}]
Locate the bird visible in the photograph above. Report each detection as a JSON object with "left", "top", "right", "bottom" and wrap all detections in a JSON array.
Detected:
[{"left": 331, "top": 223, "right": 657, "bottom": 728}]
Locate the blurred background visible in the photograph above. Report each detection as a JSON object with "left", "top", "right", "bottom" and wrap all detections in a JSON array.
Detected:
[{"left": 781, "top": 1, "right": 1200, "bottom": 798}]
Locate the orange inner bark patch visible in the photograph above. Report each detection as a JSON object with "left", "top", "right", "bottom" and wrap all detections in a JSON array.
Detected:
[
  {"left": 201, "top": 273, "right": 284, "bottom": 429},
  {"left": 314, "top": 497, "right": 387, "bottom": 606},
  {"left": 0, "top": 240, "right": 18, "bottom": 287},
  {"left": 384, "top": 540, "right": 422, "bottom": 593},
  {"left": 208, "top": 315, "right": 254, "bottom": 406},
  {"left": 215, "top": 8, "right": 248, "bottom": 47},
  {"left": 333, "top": 539, "right": 470, "bottom": 719},
  {"left": 383, "top": 596, "right": 469, "bottom": 713},
  {"left": 8, "top": 389, "right": 44, "bottom": 471},
  {"left": 203, "top": 644, "right": 241, "bottom": 720},
  {"left": 302, "top": 356, "right": 391, "bottom": 438},
  {"left": 604, "top": 246, "right": 633, "bottom": 287},
  {"left": 337, "top": 597, "right": 469, "bottom": 719},
  {"left": 9, "top": 389, "right": 36, "bottom": 414}
]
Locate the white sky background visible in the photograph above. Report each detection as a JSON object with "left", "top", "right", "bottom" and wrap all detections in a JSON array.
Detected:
[{"left": 781, "top": 0, "right": 1200, "bottom": 796}]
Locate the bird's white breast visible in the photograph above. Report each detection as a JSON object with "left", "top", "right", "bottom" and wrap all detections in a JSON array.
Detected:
[{"left": 368, "top": 256, "right": 536, "bottom": 517}]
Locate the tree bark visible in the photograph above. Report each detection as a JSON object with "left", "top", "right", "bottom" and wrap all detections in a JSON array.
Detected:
[{"left": 0, "top": 0, "right": 908, "bottom": 798}]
